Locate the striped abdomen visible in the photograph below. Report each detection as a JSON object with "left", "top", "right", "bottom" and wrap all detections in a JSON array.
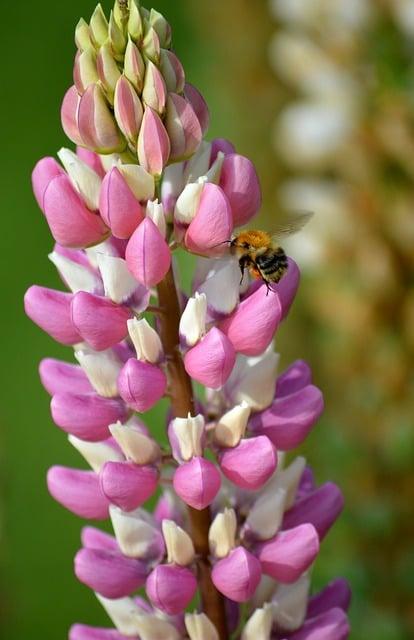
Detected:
[{"left": 256, "top": 247, "right": 288, "bottom": 283}]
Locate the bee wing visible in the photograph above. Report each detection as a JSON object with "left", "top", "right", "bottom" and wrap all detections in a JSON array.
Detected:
[{"left": 270, "top": 210, "right": 314, "bottom": 240}]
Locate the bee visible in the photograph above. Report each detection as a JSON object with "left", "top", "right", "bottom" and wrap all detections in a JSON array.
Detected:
[{"left": 229, "top": 211, "right": 313, "bottom": 293}]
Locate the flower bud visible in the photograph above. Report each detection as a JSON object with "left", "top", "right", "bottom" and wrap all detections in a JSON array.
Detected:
[
  {"left": 214, "top": 402, "right": 250, "bottom": 448},
  {"left": 184, "top": 83, "right": 210, "bottom": 135},
  {"left": 283, "top": 483, "right": 344, "bottom": 541},
  {"left": 288, "top": 608, "right": 350, "bottom": 640},
  {"left": 24, "top": 286, "right": 80, "bottom": 345},
  {"left": 165, "top": 93, "right": 202, "bottom": 162},
  {"left": 162, "top": 520, "right": 195, "bottom": 566},
  {"left": 137, "top": 108, "right": 170, "bottom": 176},
  {"left": 146, "top": 199, "right": 166, "bottom": 237},
  {"left": 100, "top": 461, "right": 158, "bottom": 511},
  {"left": 127, "top": 0, "right": 143, "bottom": 41},
  {"left": 51, "top": 392, "right": 127, "bottom": 442},
  {"left": 61, "top": 85, "right": 84, "bottom": 147},
  {"left": 218, "top": 436, "right": 277, "bottom": 491},
  {"left": 74, "top": 547, "right": 147, "bottom": 598},
  {"left": 89, "top": 4, "right": 109, "bottom": 47},
  {"left": 75, "top": 348, "right": 122, "bottom": 398},
  {"left": 78, "top": 84, "right": 126, "bottom": 154},
  {"left": 39, "top": 358, "right": 93, "bottom": 396},
  {"left": 185, "top": 184, "right": 233, "bottom": 257},
  {"left": 109, "top": 420, "right": 160, "bottom": 465},
  {"left": 146, "top": 565, "right": 196, "bottom": 615},
  {"left": 109, "top": 10, "right": 126, "bottom": 57},
  {"left": 124, "top": 38, "right": 145, "bottom": 93},
  {"left": 97, "top": 254, "right": 140, "bottom": 304},
  {"left": 160, "top": 50, "right": 185, "bottom": 93},
  {"left": 127, "top": 318, "right": 163, "bottom": 363},
  {"left": 125, "top": 218, "right": 171, "bottom": 287},
  {"left": 75, "top": 18, "right": 94, "bottom": 51},
  {"left": 57, "top": 148, "right": 102, "bottom": 211},
  {"left": 184, "top": 327, "right": 236, "bottom": 389},
  {"left": 225, "top": 348, "right": 280, "bottom": 411},
  {"left": 68, "top": 435, "right": 123, "bottom": 473},
  {"left": 32, "top": 157, "right": 65, "bottom": 211},
  {"left": 74, "top": 50, "right": 99, "bottom": 95},
  {"left": 42, "top": 174, "right": 109, "bottom": 247},
  {"left": 257, "top": 524, "right": 319, "bottom": 583},
  {"left": 47, "top": 466, "right": 109, "bottom": 519},
  {"left": 114, "top": 76, "right": 143, "bottom": 145},
  {"left": 149, "top": 8, "right": 171, "bottom": 48},
  {"left": 307, "top": 578, "right": 352, "bottom": 618},
  {"left": 169, "top": 413, "right": 205, "bottom": 462},
  {"left": 219, "top": 154, "right": 261, "bottom": 226},
  {"left": 185, "top": 613, "right": 219, "bottom": 640},
  {"left": 212, "top": 546, "right": 261, "bottom": 602},
  {"left": 69, "top": 623, "right": 130, "bottom": 639},
  {"left": 142, "top": 61, "right": 167, "bottom": 114},
  {"left": 173, "top": 457, "right": 221, "bottom": 510},
  {"left": 241, "top": 605, "right": 273, "bottom": 640},
  {"left": 141, "top": 27, "right": 161, "bottom": 64},
  {"left": 220, "top": 285, "right": 283, "bottom": 356},
  {"left": 109, "top": 506, "right": 165, "bottom": 560},
  {"left": 96, "top": 44, "right": 121, "bottom": 102},
  {"left": 174, "top": 180, "right": 205, "bottom": 226},
  {"left": 179, "top": 292, "right": 207, "bottom": 347},
  {"left": 71, "top": 291, "right": 131, "bottom": 351},
  {"left": 209, "top": 508, "right": 237, "bottom": 558},
  {"left": 249, "top": 385, "right": 324, "bottom": 450},
  {"left": 99, "top": 166, "right": 144, "bottom": 239},
  {"left": 117, "top": 358, "right": 167, "bottom": 412},
  {"left": 276, "top": 359, "right": 312, "bottom": 397}
]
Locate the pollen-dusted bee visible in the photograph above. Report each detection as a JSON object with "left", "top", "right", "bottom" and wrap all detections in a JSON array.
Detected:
[{"left": 229, "top": 211, "right": 313, "bottom": 292}]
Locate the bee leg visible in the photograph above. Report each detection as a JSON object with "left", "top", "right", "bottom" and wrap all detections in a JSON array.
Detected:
[{"left": 238, "top": 257, "right": 249, "bottom": 285}]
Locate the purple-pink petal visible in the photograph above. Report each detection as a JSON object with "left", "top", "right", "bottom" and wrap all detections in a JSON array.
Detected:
[
  {"left": 185, "top": 183, "right": 233, "bottom": 257},
  {"left": 32, "top": 157, "right": 65, "bottom": 211},
  {"left": 99, "top": 167, "right": 144, "bottom": 239},
  {"left": 146, "top": 564, "right": 197, "bottom": 615},
  {"left": 100, "top": 461, "right": 159, "bottom": 511},
  {"left": 283, "top": 483, "right": 345, "bottom": 541},
  {"left": 137, "top": 107, "right": 170, "bottom": 175},
  {"left": 61, "top": 85, "right": 84, "bottom": 146},
  {"left": 51, "top": 392, "right": 127, "bottom": 442},
  {"left": 47, "top": 466, "right": 109, "bottom": 519},
  {"left": 184, "top": 327, "right": 236, "bottom": 389},
  {"left": 125, "top": 218, "right": 171, "bottom": 287},
  {"left": 81, "top": 526, "right": 119, "bottom": 553},
  {"left": 24, "top": 286, "right": 80, "bottom": 345},
  {"left": 256, "top": 523, "right": 320, "bottom": 583},
  {"left": 69, "top": 624, "right": 134, "bottom": 640},
  {"left": 276, "top": 360, "right": 312, "bottom": 398},
  {"left": 166, "top": 93, "right": 202, "bottom": 161},
  {"left": 173, "top": 457, "right": 221, "bottom": 510},
  {"left": 39, "top": 358, "right": 93, "bottom": 396},
  {"left": 219, "top": 154, "right": 261, "bottom": 226},
  {"left": 211, "top": 546, "right": 261, "bottom": 603},
  {"left": 184, "top": 83, "right": 210, "bottom": 135},
  {"left": 71, "top": 291, "right": 131, "bottom": 351},
  {"left": 307, "top": 578, "right": 352, "bottom": 618},
  {"left": 289, "top": 607, "right": 350, "bottom": 640},
  {"left": 218, "top": 436, "right": 277, "bottom": 491},
  {"left": 117, "top": 358, "right": 167, "bottom": 412},
  {"left": 75, "top": 547, "right": 148, "bottom": 598}
]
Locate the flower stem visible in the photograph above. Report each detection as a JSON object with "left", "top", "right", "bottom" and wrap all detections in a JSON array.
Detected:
[{"left": 157, "top": 266, "right": 229, "bottom": 640}]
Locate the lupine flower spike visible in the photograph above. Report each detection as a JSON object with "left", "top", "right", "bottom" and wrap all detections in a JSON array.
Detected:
[{"left": 26, "top": 1, "right": 350, "bottom": 638}]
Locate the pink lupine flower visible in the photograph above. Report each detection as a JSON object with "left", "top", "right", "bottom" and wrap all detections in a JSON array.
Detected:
[{"left": 27, "top": 3, "right": 350, "bottom": 638}]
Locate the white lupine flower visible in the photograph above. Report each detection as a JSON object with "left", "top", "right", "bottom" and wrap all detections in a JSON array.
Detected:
[
  {"left": 245, "top": 487, "right": 287, "bottom": 540},
  {"left": 183, "top": 140, "right": 212, "bottom": 183},
  {"left": 116, "top": 162, "right": 155, "bottom": 201},
  {"left": 132, "top": 615, "right": 181, "bottom": 640},
  {"left": 57, "top": 147, "right": 101, "bottom": 210}
]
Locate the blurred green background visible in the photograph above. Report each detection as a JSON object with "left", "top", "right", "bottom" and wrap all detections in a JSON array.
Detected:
[{"left": 2, "top": 1, "right": 413, "bottom": 638}]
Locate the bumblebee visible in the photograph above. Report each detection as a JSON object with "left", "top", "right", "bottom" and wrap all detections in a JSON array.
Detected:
[{"left": 229, "top": 211, "right": 313, "bottom": 292}]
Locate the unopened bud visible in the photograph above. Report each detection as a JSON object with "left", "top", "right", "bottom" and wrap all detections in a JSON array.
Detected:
[
  {"left": 146, "top": 199, "right": 166, "bottom": 237},
  {"left": 142, "top": 26, "right": 161, "bottom": 64},
  {"left": 114, "top": 76, "right": 143, "bottom": 145},
  {"left": 75, "top": 18, "right": 94, "bottom": 51},
  {"left": 73, "top": 50, "right": 99, "bottom": 95},
  {"left": 142, "top": 61, "right": 167, "bottom": 114},
  {"left": 78, "top": 84, "right": 126, "bottom": 154},
  {"left": 160, "top": 49, "right": 185, "bottom": 93},
  {"left": 127, "top": 0, "right": 143, "bottom": 41},
  {"left": 97, "top": 44, "right": 121, "bottom": 102},
  {"left": 166, "top": 93, "right": 202, "bottom": 162},
  {"left": 109, "top": 10, "right": 127, "bottom": 57},
  {"left": 124, "top": 38, "right": 145, "bottom": 93},
  {"left": 89, "top": 4, "right": 109, "bottom": 48},
  {"left": 57, "top": 147, "right": 101, "bottom": 211},
  {"left": 149, "top": 8, "right": 171, "bottom": 48},
  {"left": 137, "top": 107, "right": 170, "bottom": 176},
  {"left": 209, "top": 508, "right": 237, "bottom": 558},
  {"left": 162, "top": 519, "right": 195, "bottom": 566}
]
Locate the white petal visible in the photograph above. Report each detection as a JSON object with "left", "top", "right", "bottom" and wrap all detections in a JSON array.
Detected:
[
  {"left": 146, "top": 199, "right": 166, "bottom": 238},
  {"left": 95, "top": 595, "right": 143, "bottom": 636},
  {"left": 208, "top": 508, "right": 237, "bottom": 558},
  {"left": 171, "top": 413, "right": 205, "bottom": 461},
  {"left": 133, "top": 615, "right": 180, "bottom": 640},
  {"left": 68, "top": 435, "right": 123, "bottom": 472},
  {"left": 271, "top": 573, "right": 311, "bottom": 631},
  {"left": 241, "top": 605, "right": 273, "bottom": 640},
  {"left": 109, "top": 421, "right": 161, "bottom": 465},
  {"left": 161, "top": 162, "right": 185, "bottom": 213},
  {"left": 127, "top": 317, "right": 163, "bottom": 363},
  {"left": 183, "top": 140, "right": 212, "bottom": 183},
  {"left": 206, "top": 150, "right": 225, "bottom": 184},
  {"left": 117, "top": 163, "right": 155, "bottom": 201},
  {"left": 75, "top": 348, "right": 122, "bottom": 398},
  {"left": 86, "top": 239, "right": 119, "bottom": 268},
  {"left": 198, "top": 259, "right": 241, "bottom": 317},
  {"left": 58, "top": 147, "right": 101, "bottom": 210},
  {"left": 226, "top": 348, "right": 279, "bottom": 411},
  {"left": 245, "top": 487, "right": 287, "bottom": 541},
  {"left": 97, "top": 254, "right": 139, "bottom": 303},
  {"left": 250, "top": 575, "right": 278, "bottom": 610},
  {"left": 268, "top": 456, "right": 306, "bottom": 509},
  {"left": 174, "top": 180, "right": 205, "bottom": 225},
  {"left": 48, "top": 251, "right": 100, "bottom": 294},
  {"left": 185, "top": 612, "right": 219, "bottom": 640},
  {"left": 109, "top": 506, "right": 158, "bottom": 558},
  {"left": 179, "top": 292, "right": 207, "bottom": 347},
  {"left": 214, "top": 402, "right": 251, "bottom": 448},
  {"left": 162, "top": 519, "right": 195, "bottom": 566}
]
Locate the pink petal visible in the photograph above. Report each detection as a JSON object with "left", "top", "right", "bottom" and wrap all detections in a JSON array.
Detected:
[
  {"left": 212, "top": 547, "right": 261, "bottom": 602},
  {"left": 283, "top": 483, "right": 344, "bottom": 541},
  {"left": 125, "top": 218, "right": 171, "bottom": 287},
  {"left": 173, "top": 457, "right": 221, "bottom": 510},
  {"left": 76, "top": 147, "right": 106, "bottom": 177},
  {"left": 289, "top": 608, "right": 350, "bottom": 640},
  {"left": 165, "top": 93, "right": 202, "bottom": 162},
  {"left": 220, "top": 284, "right": 282, "bottom": 356},
  {"left": 184, "top": 327, "right": 236, "bottom": 389},
  {"left": 78, "top": 84, "right": 125, "bottom": 154},
  {"left": 114, "top": 76, "right": 144, "bottom": 145},
  {"left": 249, "top": 385, "right": 324, "bottom": 450},
  {"left": 256, "top": 523, "right": 320, "bottom": 583},
  {"left": 276, "top": 359, "right": 312, "bottom": 398},
  {"left": 307, "top": 579, "right": 352, "bottom": 618},
  {"left": 75, "top": 547, "right": 147, "bottom": 598},
  {"left": 43, "top": 173, "right": 108, "bottom": 247},
  {"left": 210, "top": 138, "right": 236, "bottom": 163},
  {"left": 24, "top": 286, "right": 80, "bottom": 345},
  {"left": 184, "top": 83, "right": 209, "bottom": 135},
  {"left": 70, "top": 625, "right": 132, "bottom": 640},
  {"left": 71, "top": 291, "right": 131, "bottom": 351},
  {"left": 51, "top": 392, "right": 127, "bottom": 442},
  {"left": 32, "top": 157, "right": 65, "bottom": 211},
  {"left": 117, "top": 358, "right": 167, "bottom": 412},
  {"left": 137, "top": 107, "right": 170, "bottom": 176},
  {"left": 185, "top": 183, "right": 233, "bottom": 257},
  {"left": 100, "top": 461, "right": 159, "bottom": 511},
  {"left": 219, "top": 154, "right": 261, "bottom": 226},
  {"left": 218, "top": 436, "right": 277, "bottom": 490},
  {"left": 47, "top": 466, "right": 109, "bottom": 519},
  {"left": 81, "top": 526, "right": 119, "bottom": 552},
  {"left": 99, "top": 167, "right": 144, "bottom": 239},
  {"left": 61, "top": 85, "right": 84, "bottom": 146},
  {"left": 39, "top": 358, "right": 93, "bottom": 396},
  {"left": 146, "top": 565, "right": 197, "bottom": 615}
]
